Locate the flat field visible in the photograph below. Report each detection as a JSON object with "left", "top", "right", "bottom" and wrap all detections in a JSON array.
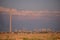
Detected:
[{"left": 0, "top": 32, "right": 60, "bottom": 40}]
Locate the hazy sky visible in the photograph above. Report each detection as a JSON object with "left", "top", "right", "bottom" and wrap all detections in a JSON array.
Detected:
[
  {"left": 0, "top": 0, "right": 60, "bottom": 32},
  {"left": 0, "top": 0, "right": 60, "bottom": 10}
]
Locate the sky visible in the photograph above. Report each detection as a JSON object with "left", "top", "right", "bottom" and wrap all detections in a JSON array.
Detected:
[{"left": 0, "top": 0, "right": 60, "bottom": 32}]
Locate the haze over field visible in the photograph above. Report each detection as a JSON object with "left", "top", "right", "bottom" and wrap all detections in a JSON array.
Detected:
[{"left": 0, "top": 0, "right": 60, "bottom": 32}]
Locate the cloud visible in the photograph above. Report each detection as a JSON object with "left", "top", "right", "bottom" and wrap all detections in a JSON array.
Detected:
[
  {"left": 0, "top": 6, "right": 60, "bottom": 20},
  {"left": 0, "top": 6, "right": 60, "bottom": 16}
]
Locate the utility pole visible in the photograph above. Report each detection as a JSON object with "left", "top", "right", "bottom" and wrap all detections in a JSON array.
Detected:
[
  {"left": 10, "top": 14, "right": 12, "bottom": 32},
  {"left": 9, "top": 8, "right": 12, "bottom": 32}
]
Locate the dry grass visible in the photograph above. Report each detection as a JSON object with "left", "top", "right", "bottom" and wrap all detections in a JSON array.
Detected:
[{"left": 0, "top": 32, "right": 60, "bottom": 40}]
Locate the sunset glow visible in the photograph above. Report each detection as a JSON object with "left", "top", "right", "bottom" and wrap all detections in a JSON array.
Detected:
[{"left": 0, "top": 7, "right": 60, "bottom": 16}]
